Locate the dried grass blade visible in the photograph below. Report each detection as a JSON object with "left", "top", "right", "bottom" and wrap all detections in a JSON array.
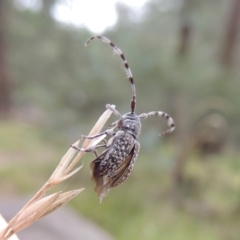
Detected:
[
  {"left": 40, "top": 189, "right": 84, "bottom": 218},
  {"left": 3, "top": 193, "right": 60, "bottom": 240},
  {"left": 51, "top": 165, "right": 83, "bottom": 185},
  {"left": 0, "top": 215, "right": 19, "bottom": 240}
]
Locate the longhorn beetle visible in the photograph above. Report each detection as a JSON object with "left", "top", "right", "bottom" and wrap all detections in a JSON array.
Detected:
[{"left": 73, "top": 36, "right": 175, "bottom": 202}]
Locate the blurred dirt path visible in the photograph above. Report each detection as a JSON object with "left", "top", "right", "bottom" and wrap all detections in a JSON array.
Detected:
[{"left": 0, "top": 197, "right": 115, "bottom": 240}]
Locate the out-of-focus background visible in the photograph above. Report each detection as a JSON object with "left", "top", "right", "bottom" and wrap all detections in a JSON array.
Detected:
[{"left": 0, "top": 0, "right": 240, "bottom": 239}]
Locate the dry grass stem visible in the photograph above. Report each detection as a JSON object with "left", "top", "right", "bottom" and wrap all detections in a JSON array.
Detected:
[
  {"left": 0, "top": 105, "right": 115, "bottom": 240},
  {"left": 0, "top": 215, "right": 19, "bottom": 240},
  {"left": 40, "top": 189, "right": 84, "bottom": 217}
]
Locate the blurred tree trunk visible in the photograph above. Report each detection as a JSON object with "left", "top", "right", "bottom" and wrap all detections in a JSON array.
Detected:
[
  {"left": 178, "top": 0, "right": 193, "bottom": 56},
  {"left": 41, "top": 0, "right": 59, "bottom": 18},
  {"left": 171, "top": 93, "right": 190, "bottom": 187},
  {"left": 171, "top": 0, "right": 194, "bottom": 188},
  {"left": 0, "top": 0, "right": 11, "bottom": 118},
  {"left": 221, "top": 0, "right": 240, "bottom": 67},
  {"left": 41, "top": 0, "right": 56, "bottom": 18}
]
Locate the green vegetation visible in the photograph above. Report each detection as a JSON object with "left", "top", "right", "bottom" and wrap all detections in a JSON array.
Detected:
[{"left": 1, "top": 122, "right": 240, "bottom": 240}]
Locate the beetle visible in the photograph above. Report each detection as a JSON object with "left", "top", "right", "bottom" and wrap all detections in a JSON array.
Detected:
[{"left": 72, "top": 36, "right": 175, "bottom": 202}]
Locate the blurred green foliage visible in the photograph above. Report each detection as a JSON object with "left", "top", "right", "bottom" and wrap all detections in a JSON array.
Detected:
[
  {"left": 1, "top": 0, "right": 240, "bottom": 239},
  {"left": 1, "top": 122, "right": 240, "bottom": 240},
  {"left": 6, "top": 0, "right": 240, "bottom": 141}
]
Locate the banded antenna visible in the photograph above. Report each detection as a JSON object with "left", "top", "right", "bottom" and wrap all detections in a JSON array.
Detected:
[{"left": 85, "top": 36, "right": 136, "bottom": 113}]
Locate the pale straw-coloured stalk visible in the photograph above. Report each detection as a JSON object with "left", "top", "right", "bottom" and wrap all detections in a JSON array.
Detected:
[{"left": 0, "top": 105, "right": 115, "bottom": 240}]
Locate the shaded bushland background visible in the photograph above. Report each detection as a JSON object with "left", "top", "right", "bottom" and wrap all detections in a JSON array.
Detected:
[{"left": 1, "top": 0, "right": 240, "bottom": 239}]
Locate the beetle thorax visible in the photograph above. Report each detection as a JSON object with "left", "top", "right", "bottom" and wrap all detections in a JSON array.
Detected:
[{"left": 117, "top": 112, "right": 141, "bottom": 139}]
